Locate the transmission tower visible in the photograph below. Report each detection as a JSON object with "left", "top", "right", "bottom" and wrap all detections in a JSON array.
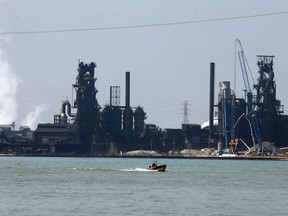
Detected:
[{"left": 182, "top": 100, "right": 191, "bottom": 124}]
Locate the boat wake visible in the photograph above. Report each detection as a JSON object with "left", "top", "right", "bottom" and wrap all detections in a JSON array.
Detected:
[
  {"left": 120, "top": 168, "right": 151, "bottom": 172},
  {"left": 72, "top": 167, "right": 115, "bottom": 172},
  {"left": 72, "top": 167, "right": 159, "bottom": 172}
]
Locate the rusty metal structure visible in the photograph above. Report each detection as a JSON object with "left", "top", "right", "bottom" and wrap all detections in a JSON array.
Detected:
[
  {"left": 254, "top": 55, "right": 288, "bottom": 147},
  {"left": 1, "top": 55, "right": 288, "bottom": 156},
  {"left": 73, "top": 62, "right": 103, "bottom": 144},
  {"left": 35, "top": 62, "right": 104, "bottom": 153},
  {"left": 33, "top": 62, "right": 149, "bottom": 154},
  {"left": 216, "top": 53, "right": 288, "bottom": 153}
]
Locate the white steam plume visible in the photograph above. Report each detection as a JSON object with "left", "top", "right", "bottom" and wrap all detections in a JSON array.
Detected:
[
  {"left": 21, "top": 104, "right": 47, "bottom": 130},
  {"left": 0, "top": 48, "right": 19, "bottom": 124}
]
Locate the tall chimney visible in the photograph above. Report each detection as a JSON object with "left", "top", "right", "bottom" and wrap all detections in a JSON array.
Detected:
[
  {"left": 125, "top": 71, "right": 130, "bottom": 107},
  {"left": 109, "top": 86, "right": 112, "bottom": 106},
  {"left": 209, "top": 62, "right": 215, "bottom": 148}
]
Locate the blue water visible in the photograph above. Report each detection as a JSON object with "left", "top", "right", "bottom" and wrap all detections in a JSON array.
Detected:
[{"left": 0, "top": 157, "right": 287, "bottom": 216}]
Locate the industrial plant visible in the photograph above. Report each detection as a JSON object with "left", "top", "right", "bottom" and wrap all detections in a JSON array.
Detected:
[{"left": 1, "top": 40, "right": 288, "bottom": 158}]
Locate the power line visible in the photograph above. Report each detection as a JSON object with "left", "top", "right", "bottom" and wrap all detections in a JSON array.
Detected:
[{"left": 1, "top": 11, "right": 288, "bottom": 35}]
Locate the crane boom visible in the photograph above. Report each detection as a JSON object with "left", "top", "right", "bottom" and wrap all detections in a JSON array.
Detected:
[
  {"left": 236, "top": 40, "right": 251, "bottom": 92},
  {"left": 235, "top": 39, "right": 262, "bottom": 148}
]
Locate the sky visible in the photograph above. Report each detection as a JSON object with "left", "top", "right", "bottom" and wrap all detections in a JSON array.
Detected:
[{"left": 0, "top": 0, "right": 287, "bottom": 130}]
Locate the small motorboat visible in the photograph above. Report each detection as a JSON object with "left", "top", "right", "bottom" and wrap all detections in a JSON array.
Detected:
[{"left": 148, "top": 161, "right": 167, "bottom": 172}]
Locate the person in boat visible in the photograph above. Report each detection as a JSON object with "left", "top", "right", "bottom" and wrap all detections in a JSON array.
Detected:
[{"left": 152, "top": 162, "right": 156, "bottom": 167}]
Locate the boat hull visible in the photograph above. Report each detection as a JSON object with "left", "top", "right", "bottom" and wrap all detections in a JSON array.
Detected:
[{"left": 148, "top": 164, "right": 166, "bottom": 172}]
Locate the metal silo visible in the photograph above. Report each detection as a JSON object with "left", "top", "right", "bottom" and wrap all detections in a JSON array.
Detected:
[
  {"left": 134, "top": 106, "right": 145, "bottom": 137},
  {"left": 123, "top": 107, "right": 133, "bottom": 137},
  {"left": 111, "top": 107, "right": 122, "bottom": 136},
  {"left": 101, "top": 106, "right": 112, "bottom": 134}
]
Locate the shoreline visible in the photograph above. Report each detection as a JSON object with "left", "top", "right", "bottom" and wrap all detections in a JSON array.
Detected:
[{"left": 1, "top": 153, "right": 287, "bottom": 161}]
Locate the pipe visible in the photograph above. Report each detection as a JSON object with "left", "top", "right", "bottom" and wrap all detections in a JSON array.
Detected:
[
  {"left": 62, "top": 101, "right": 77, "bottom": 117},
  {"left": 209, "top": 62, "right": 215, "bottom": 148}
]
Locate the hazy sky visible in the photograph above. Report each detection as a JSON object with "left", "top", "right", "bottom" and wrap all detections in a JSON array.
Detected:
[{"left": 0, "top": 0, "right": 287, "bottom": 129}]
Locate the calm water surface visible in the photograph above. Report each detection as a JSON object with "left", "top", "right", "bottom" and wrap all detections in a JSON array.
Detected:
[{"left": 0, "top": 157, "right": 287, "bottom": 216}]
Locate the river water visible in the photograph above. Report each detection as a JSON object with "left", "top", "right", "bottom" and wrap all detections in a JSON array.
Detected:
[{"left": 0, "top": 157, "right": 287, "bottom": 216}]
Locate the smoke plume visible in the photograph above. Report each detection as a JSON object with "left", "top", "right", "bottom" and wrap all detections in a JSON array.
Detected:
[
  {"left": 21, "top": 104, "right": 47, "bottom": 130},
  {"left": 0, "top": 48, "right": 19, "bottom": 124}
]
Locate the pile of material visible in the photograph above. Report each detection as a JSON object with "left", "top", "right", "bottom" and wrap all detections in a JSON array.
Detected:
[{"left": 124, "top": 150, "right": 161, "bottom": 157}]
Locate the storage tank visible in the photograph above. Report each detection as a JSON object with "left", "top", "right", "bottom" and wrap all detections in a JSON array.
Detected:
[
  {"left": 182, "top": 124, "right": 201, "bottom": 136},
  {"left": 111, "top": 107, "right": 122, "bottom": 136},
  {"left": 59, "top": 113, "right": 68, "bottom": 124},
  {"left": 134, "top": 106, "right": 145, "bottom": 137},
  {"left": 123, "top": 107, "right": 133, "bottom": 136},
  {"left": 101, "top": 106, "right": 112, "bottom": 134}
]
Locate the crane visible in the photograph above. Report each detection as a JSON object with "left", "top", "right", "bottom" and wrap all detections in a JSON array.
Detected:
[{"left": 235, "top": 39, "right": 262, "bottom": 151}]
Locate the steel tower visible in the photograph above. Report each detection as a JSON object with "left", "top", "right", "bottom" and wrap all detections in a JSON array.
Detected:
[{"left": 73, "top": 62, "right": 103, "bottom": 144}]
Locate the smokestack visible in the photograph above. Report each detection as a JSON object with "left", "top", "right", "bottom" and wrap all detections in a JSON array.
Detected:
[
  {"left": 125, "top": 71, "right": 130, "bottom": 107},
  {"left": 209, "top": 62, "right": 215, "bottom": 148},
  {"left": 110, "top": 86, "right": 112, "bottom": 106}
]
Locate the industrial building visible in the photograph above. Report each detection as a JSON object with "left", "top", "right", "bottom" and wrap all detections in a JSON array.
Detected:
[
  {"left": 215, "top": 40, "right": 288, "bottom": 154},
  {"left": 1, "top": 45, "right": 288, "bottom": 156}
]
